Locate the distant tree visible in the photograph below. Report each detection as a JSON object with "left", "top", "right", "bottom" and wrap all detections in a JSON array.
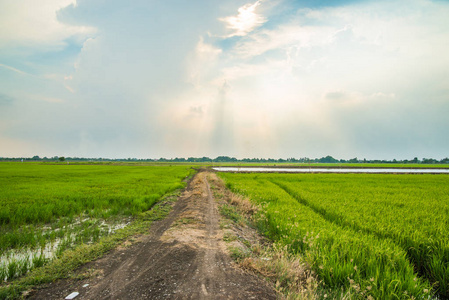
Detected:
[
  {"left": 32, "top": 155, "right": 40, "bottom": 160},
  {"left": 214, "top": 156, "right": 237, "bottom": 162},
  {"left": 318, "top": 155, "right": 338, "bottom": 163},
  {"left": 59, "top": 156, "right": 65, "bottom": 162},
  {"left": 348, "top": 157, "right": 358, "bottom": 163},
  {"left": 422, "top": 158, "right": 437, "bottom": 164}
]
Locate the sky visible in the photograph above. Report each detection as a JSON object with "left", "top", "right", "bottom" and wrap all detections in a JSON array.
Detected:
[{"left": 1, "top": 0, "right": 448, "bottom": 160}]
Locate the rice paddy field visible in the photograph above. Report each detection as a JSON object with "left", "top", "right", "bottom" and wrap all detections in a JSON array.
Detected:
[
  {"left": 0, "top": 162, "right": 194, "bottom": 282},
  {"left": 219, "top": 172, "right": 449, "bottom": 299}
]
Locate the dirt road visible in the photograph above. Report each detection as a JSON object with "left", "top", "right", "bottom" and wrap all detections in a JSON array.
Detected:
[{"left": 30, "top": 172, "right": 276, "bottom": 299}]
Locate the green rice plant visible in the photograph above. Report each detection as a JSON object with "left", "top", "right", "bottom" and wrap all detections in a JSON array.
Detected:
[
  {"left": 0, "top": 187, "right": 180, "bottom": 299},
  {"left": 32, "top": 253, "right": 46, "bottom": 269},
  {"left": 0, "top": 254, "right": 44, "bottom": 282},
  {"left": 0, "top": 163, "right": 194, "bottom": 228},
  {"left": 0, "top": 164, "right": 194, "bottom": 282},
  {"left": 18, "top": 257, "right": 29, "bottom": 277},
  {"left": 7, "top": 259, "right": 18, "bottom": 281},
  {"left": 267, "top": 174, "right": 449, "bottom": 296},
  {"left": 0, "top": 263, "right": 6, "bottom": 282},
  {"left": 55, "top": 236, "right": 73, "bottom": 258},
  {"left": 219, "top": 172, "right": 444, "bottom": 299},
  {"left": 0, "top": 163, "right": 194, "bottom": 274}
]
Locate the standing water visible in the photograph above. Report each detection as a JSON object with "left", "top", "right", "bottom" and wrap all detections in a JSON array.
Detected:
[{"left": 212, "top": 167, "right": 449, "bottom": 174}]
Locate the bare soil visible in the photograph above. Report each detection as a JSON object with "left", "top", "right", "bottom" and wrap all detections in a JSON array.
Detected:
[{"left": 28, "top": 171, "right": 276, "bottom": 300}]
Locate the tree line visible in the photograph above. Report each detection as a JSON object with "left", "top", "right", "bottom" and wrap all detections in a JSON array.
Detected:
[{"left": 1, "top": 155, "right": 448, "bottom": 164}]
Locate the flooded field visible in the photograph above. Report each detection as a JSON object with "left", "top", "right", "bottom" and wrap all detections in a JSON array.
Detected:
[
  {"left": 0, "top": 163, "right": 194, "bottom": 282},
  {"left": 0, "top": 217, "right": 130, "bottom": 281},
  {"left": 213, "top": 167, "right": 449, "bottom": 173}
]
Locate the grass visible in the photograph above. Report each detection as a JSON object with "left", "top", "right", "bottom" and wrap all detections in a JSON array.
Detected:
[
  {"left": 208, "top": 173, "right": 322, "bottom": 299},
  {"left": 219, "top": 204, "right": 247, "bottom": 226},
  {"left": 0, "top": 162, "right": 195, "bottom": 283},
  {"left": 219, "top": 172, "right": 449, "bottom": 299},
  {"left": 0, "top": 188, "right": 181, "bottom": 299},
  {"left": 0, "top": 163, "right": 193, "bottom": 227}
]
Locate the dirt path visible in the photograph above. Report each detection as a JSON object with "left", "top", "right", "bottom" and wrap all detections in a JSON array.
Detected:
[{"left": 29, "top": 172, "right": 276, "bottom": 300}]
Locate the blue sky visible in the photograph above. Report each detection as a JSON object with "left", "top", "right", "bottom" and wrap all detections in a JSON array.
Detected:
[{"left": 1, "top": 0, "right": 448, "bottom": 159}]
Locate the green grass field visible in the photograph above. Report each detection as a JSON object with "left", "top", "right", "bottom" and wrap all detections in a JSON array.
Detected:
[
  {"left": 219, "top": 172, "right": 449, "bottom": 299},
  {"left": 0, "top": 163, "right": 194, "bottom": 281}
]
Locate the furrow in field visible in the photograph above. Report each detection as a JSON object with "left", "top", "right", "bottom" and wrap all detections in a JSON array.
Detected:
[
  {"left": 270, "top": 179, "right": 449, "bottom": 297},
  {"left": 219, "top": 173, "right": 439, "bottom": 299}
]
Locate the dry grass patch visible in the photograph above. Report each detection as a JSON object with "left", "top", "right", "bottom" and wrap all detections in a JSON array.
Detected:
[
  {"left": 239, "top": 243, "right": 319, "bottom": 299},
  {"left": 209, "top": 171, "right": 320, "bottom": 299},
  {"left": 229, "top": 193, "right": 258, "bottom": 215}
]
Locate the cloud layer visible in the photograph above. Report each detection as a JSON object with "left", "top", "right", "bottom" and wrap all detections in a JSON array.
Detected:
[{"left": 1, "top": 0, "right": 448, "bottom": 159}]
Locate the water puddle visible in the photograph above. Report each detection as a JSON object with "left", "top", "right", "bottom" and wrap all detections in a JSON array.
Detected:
[
  {"left": 213, "top": 167, "right": 449, "bottom": 174},
  {"left": 0, "top": 217, "right": 131, "bottom": 281}
]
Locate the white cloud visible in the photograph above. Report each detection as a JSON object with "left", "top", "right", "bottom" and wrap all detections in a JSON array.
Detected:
[
  {"left": 1, "top": 0, "right": 448, "bottom": 159},
  {"left": 231, "top": 23, "right": 332, "bottom": 59},
  {"left": 186, "top": 0, "right": 449, "bottom": 158},
  {"left": 220, "top": 1, "right": 267, "bottom": 37},
  {"left": 0, "top": 0, "right": 95, "bottom": 49}
]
